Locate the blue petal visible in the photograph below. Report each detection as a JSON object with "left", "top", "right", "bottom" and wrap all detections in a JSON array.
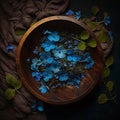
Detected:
[
  {"left": 47, "top": 32, "right": 60, "bottom": 42},
  {"left": 39, "top": 84, "right": 48, "bottom": 94},
  {"left": 37, "top": 106, "right": 44, "bottom": 112},
  {"left": 66, "top": 10, "right": 74, "bottom": 15},
  {"left": 46, "top": 57, "right": 53, "bottom": 64},
  {"left": 6, "top": 45, "right": 14, "bottom": 52}
]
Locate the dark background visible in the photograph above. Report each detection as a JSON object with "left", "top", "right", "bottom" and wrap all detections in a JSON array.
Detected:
[{"left": 46, "top": 0, "right": 120, "bottom": 120}]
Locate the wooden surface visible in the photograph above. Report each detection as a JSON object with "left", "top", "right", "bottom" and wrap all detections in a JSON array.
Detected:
[{"left": 16, "top": 16, "right": 104, "bottom": 105}]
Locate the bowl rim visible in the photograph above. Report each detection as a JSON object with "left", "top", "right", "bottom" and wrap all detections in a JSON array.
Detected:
[{"left": 16, "top": 16, "right": 103, "bottom": 105}]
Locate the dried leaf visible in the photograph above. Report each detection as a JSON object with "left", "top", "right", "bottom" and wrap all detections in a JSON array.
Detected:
[
  {"left": 102, "top": 67, "right": 110, "bottom": 78},
  {"left": 14, "top": 80, "right": 22, "bottom": 90},
  {"left": 86, "top": 21, "right": 98, "bottom": 31},
  {"left": 105, "top": 55, "right": 114, "bottom": 68},
  {"left": 92, "top": 6, "right": 100, "bottom": 15},
  {"left": 6, "top": 73, "right": 18, "bottom": 87},
  {"left": 98, "top": 93, "right": 108, "bottom": 104},
  {"left": 78, "top": 41, "right": 87, "bottom": 51},
  {"left": 80, "top": 31, "right": 90, "bottom": 40},
  {"left": 97, "top": 30, "right": 109, "bottom": 43},
  {"left": 6, "top": 73, "right": 22, "bottom": 89},
  {"left": 15, "top": 29, "right": 26, "bottom": 35},
  {"left": 87, "top": 38, "right": 97, "bottom": 48},
  {"left": 106, "top": 81, "right": 114, "bottom": 91},
  {"left": 5, "top": 88, "right": 15, "bottom": 100}
]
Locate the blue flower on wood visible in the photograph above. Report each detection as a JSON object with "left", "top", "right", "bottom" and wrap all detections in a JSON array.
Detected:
[
  {"left": 47, "top": 31, "right": 60, "bottom": 42},
  {"left": 41, "top": 40, "right": 56, "bottom": 52},
  {"left": 59, "top": 72, "right": 68, "bottom": 81},
  {"left": 39, "top": 82, "right": 49, "bottom": 94},
  {"left": 52, "top": 46, "right": 67, "bottom": 58}
]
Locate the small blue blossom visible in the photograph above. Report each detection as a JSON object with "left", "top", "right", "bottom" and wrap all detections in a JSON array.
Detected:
[
  {"left": 52, "top": 46, "right": 67, "bottom": 58},
  {"left": 41, "top": 40, "right": 56, "bottom": 52},
  {"left": 37, "top": 106, "right": 44, "bottom": 112},
  {"left": 31, "top": 63, "right": 38, "bottom": 71},
  {"left": 65, "top": 10, "right": 74, "bottom": 15},
  {"left": 31, "top": 100, "right": 44, "bottom": 112},
  {"left": 59, "top": 73, "right": 68, "bottom": 81},
  {"left": 6, "top": 45, "right": 14, "bottom": 53},
  {"left": 50, "top": 62, "right": 61, "bottom": 73},
  {"left": 46, "top": 57, "right": 54, "bottom": 64},
  {"left": 32, "top": 71, "right": 42, "bottom": 81},
  {"left": 39, "top": 52, "right": 53, "bottom": 64},
  {"left": 104, "top": 16, "right": 111, "bottom": 26},
  {"left": 39, "top": 83, "right": 49, "bottom": 94},
  {"left": 47, "top": 31, "right": 60, "bottom": 42},
  {"left": 33, "top": 46, "right": 39, "bottom": 54},
  {"left": 75, "top": 11, "right": 81, "bottom": 20},
  {"left": 43, "top": 30, "right": 52, "bottom": 35},
  {"left": 42, "top": 68, "right": 53, "bottom": 82}
]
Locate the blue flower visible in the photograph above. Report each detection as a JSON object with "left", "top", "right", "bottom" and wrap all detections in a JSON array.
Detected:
[
  {"left": 42, "top": 68, "right": 53, "bottom": 82},
  {"left": 31, "top": 63, "right": 38, "bottom": 71},
  {"left": 50, "top": 62, "right": 61, "bottom": 73},
  {"left": 104, "top": 16, "right": 111, "bottom": 26},
  {"left": 59, "top": 73, "right": 68, "bottom": 81},
  {"left": 37, "top": 106, "right": 44, "bottom": 112},
  {"left": 32, "top": 58, "right": 42, "bottom": 66},
  {"left": 43, "top": 30, "right": 52, "bottom": 35},
  {"left": 33, "top": 46, "right": 39, "bottom": 54},
  {"left": 47, "top": 31, "right": 60, "bottom": 42},
  {"left": 39, "top": 51, "right": 53, "bottom": 64},
  {"left": 46, "top": 57, "right": 54, "bottom": 64},
  {"left": 67, "top": 54, "right": 80, "bottom": 62},
  {"left": 84, "top": 59, "right": 94, "bottom": 69},
  {"left": 52, "top": 46, "right": 67, "bottom": 58},
  {"left": 75, "top": 11, "right": 81, "bottom": 20},
  {"left": 41, "top": 40, "right": 56, "bottom": 52},
  {"left": 65, "top": 10, "right": 74, "bottom": 15},
  {"left": 6, "top": 45, "right": 14, "bottom": 53},
  {"left": 32, "top": 71, "right": 42, "bottom": 81},
  {"left": 39, "top": 83, "right": 49, "bottom": 94}
]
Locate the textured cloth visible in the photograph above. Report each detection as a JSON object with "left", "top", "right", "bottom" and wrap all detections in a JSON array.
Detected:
[{"left": 0, "top": 0, "right": 69, "bottom": 119}]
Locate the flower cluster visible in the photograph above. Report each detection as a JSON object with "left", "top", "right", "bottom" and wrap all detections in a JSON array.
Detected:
[{"left": 27, "top": 30, "right": 94, "bottom": 94}]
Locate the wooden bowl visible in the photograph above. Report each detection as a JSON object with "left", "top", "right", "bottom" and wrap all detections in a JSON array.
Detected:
[{"left": 16, "top": 16, "right": 104, "bottom": 105}]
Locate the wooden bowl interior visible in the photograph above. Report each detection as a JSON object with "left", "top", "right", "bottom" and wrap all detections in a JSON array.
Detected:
[{"left": 17, "top": 16, "right": 104, "bottom": 105}]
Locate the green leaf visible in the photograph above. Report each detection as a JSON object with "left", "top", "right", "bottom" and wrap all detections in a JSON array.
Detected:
[
  {"left": 102, "top": 67, "right": 110, "bottom": 78},
  {"left": 6, "top": 73, "right": 22, "bottom": 89},
  {"left": 92, "top": 6, "right": 100, "bottom": 15},
  {"left": 78, "top": 41, "right": 87, "bottom": 51},
  {"left": 105, "top": 55, "right": 114, "bottom": 68},
  {"left": 97, "top": 30, "right": 109, "bottom": 43},
  {"left": 87, "top": 38, "right": 97, "bottom": 48},
  {"left": 5, "top": 88, "right": 15, "bottom": 100},
  {"left": 106, "top": 81, "right": 114, "bottom": 92},
  {"left": 80, "top": 31, "right": 90, "bottom": 40},
  {"left": 14, "top": 80, "right": 22, "bottom": 90},
  {"left": 98, "top": 93, "right": 108, "bottom": 104},
  {"left": 15, "top": 29, "right": 26, "bottom": 35},
  {"left": 6, "top": 73, "right": 18, "bottom": 87},
  {"left": 86, "top": 21, "right": 98, "bottom": 31}
]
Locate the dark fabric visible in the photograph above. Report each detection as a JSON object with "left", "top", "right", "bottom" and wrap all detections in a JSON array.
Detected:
[{"left": 0, "top": 0, "right": 69, "bottom": 119}]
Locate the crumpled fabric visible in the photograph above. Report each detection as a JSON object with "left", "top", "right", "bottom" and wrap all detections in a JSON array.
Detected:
[{"left": 0, "top": 0, "right": 69, "bottom": 119}]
